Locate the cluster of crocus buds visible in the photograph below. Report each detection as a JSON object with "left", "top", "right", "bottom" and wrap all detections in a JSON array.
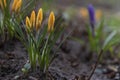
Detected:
[
  {"left": 0, "top": 0, "right": 22, "bottom": 13},
  {"left": 26, "top": 8, "right": 43, "bottom": 31},
  {"left": 26, "top": 8, "right": 55, "bottom": 32}
]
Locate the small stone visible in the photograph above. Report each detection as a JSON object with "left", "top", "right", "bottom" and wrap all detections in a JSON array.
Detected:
[
  {"left": 13, "top": 75, "right": 20, "bottom": 79},
  {"left": 29, "top": 76, "right": 38, "bottom": 80},
  {"left": 71, "top": 61, "right": 79, "bottom": 67}
]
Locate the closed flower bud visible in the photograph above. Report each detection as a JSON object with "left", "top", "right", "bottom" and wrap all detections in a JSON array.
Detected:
[
  {"left": 30, "top": 10, "right": 36, "bottom": 27},
  {"left": 88, "top": 4, "right": 95, "bottom": 26},
  {"left": 80, "top": 8, "right": 88, "bottom": 18},
  {"left": 26, "top": 16, "right": 31, "bottom": 28},
  {"left": 95, "top": 10, "right": 102, "bottom": 21},
  {"left": 0, "top": 0, "right": 6, "bottom": 9},
  {"left": 12, "top": 0, "right": 18, "bottom": 12},
  {"left": 48, "top": 11, "right": 55, "bottom": 32},
  {"left": 14, "top": 0, "right": 22, "bottom": 13},
  {"left": 88, "top": 4, "right": 96, "bottom": 37},
  {"left": 36, "top": 8, "right": 43, "bottom": 31}
]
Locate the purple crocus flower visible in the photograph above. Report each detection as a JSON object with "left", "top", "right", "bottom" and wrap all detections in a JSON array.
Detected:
[
  {"left": 88, "top": 4, "right": 95, "bottom": 26},
  {"left": 88, "top": 4, "right": 95, "bottom": 36}
]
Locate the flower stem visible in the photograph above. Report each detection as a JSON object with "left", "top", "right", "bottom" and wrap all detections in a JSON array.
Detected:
[{"left": 87, "top": 49, "right": 103, "bottom": 80}]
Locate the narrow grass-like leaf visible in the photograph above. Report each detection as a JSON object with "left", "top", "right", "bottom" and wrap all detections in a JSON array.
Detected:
[{"left": 103, "top": 31, "right": 117, "bottom": 50}]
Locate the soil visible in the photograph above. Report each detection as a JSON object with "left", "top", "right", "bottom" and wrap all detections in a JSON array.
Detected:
[{"left": 0, "top": 23, "right": 120, "bottom": 80}]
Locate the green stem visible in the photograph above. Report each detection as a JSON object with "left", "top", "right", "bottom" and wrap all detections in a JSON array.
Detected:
[{"left": 40, "top": 34, "right": 50, "bottom": 71}]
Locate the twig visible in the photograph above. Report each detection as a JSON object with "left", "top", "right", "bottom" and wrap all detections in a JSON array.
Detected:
[{"left": 87, "top": 49, "right": 103, "bottom": 80}]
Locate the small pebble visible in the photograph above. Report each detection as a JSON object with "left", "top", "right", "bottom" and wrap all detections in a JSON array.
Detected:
[{"left": 29, "top": 76, "right": 38, "bottom": 80}]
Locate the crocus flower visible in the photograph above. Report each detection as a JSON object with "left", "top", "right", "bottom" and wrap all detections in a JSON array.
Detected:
[
  {"left": 36, "top": 8, "right": 43, "bottom": 31},
  {"left": 30, "top": 10, "right": 36, "bottom": 27},
  {"left": 80, "top": 8, "right": 88, "bottom": 18},
  {"left": 95, "top": 10, "right": 102, "bottom": 21},
  {"left": 12, "top": 0, "right": 22, "bottom": 13},
  {"left": 48, "top": 11, "right": 55, "bottom": 32},
  {"left": 0, "top": 0, "right": 6, "bottom": 9},
  {"left": 12, "top": 0, "right": 17, "bottom": 11},
  {"left": 26, "top": 16, "right": 31, "bottom": 28},
  {"left": 88, "top": 4, "right": 95, "bottom": 27},
  {"left": 15, "top": 0, "right": 22, "bottom": 12},
  {"left": 88, "top": 4, "right": 95, "bottom": 36}
]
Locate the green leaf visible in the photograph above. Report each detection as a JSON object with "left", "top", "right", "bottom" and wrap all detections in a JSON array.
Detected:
[{"left": 103, "top": 31, "right": 117, "bottom": 50}]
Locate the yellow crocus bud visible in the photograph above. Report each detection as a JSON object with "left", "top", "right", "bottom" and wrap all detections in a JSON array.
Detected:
[
  {"left": 95, "top": 10, "right": 102, "bottom": 21},
  {"left": 79, "top": 8, "right": 88, "bottom": 19},
  {"left": 0, "top": 0, "right": 2, "bottom": 8},
  {"left": 26, "top": 16, "right": 31, "bottom": 28},
  {"left": 36, "top": 8, "right": 43, "bottom": 31},
  {"left": 0, "top": 0, "right": 6, "bottom": 9},
  {"left": 48, "top": 11, "right": 55, "bottom": 32},
  {"left": 12, "top": 0, "right": 18, "bottom": 12},
  {"left": 3, "top": 0, "right": 6, "bottom": 7},
  {"left": 14, "top": 0, "right": 22, "bottom": 13},
  {"left": 30, "top": 10, "right": 36, "bottom": 27}
]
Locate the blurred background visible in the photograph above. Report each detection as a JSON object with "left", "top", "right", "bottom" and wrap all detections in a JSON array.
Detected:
[
  {"left": 38, "top": 0, "right": 120, "bottom": 33},
  {"left": 40, "top": 0, "right": 120, "bottom": 12}
]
